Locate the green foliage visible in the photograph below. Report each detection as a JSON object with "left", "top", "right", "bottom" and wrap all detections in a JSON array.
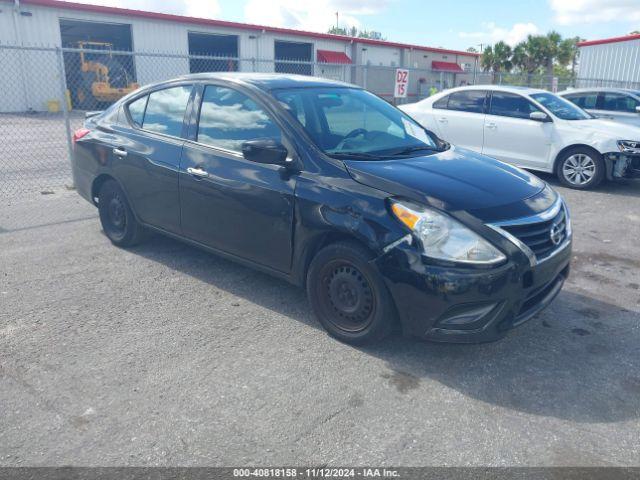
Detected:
[{"left": 482, "top": 32, "right": 581, "bottom": 80}]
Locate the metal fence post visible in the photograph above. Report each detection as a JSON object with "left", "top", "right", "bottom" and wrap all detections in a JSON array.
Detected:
[
  {"left": 363, "top": 64, "right": 368, "bottom": 90},
  {"left": 56, "top": 46, "right": 74, "bottom": 183}
]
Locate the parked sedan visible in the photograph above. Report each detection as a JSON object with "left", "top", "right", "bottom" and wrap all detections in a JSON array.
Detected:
[
  {"left": 559, "top": 88, "right": 640, "bottom": 127},
  {"left": 72, "top": 74, "right": 571, "bottom": 344},
  {"left": 400, "top": 85, "right": 640, "bottom": 189}
]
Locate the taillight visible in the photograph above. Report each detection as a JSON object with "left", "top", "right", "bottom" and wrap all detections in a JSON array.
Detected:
[{"left": 72, "top": 128, "right": 90, "bottom": 147}]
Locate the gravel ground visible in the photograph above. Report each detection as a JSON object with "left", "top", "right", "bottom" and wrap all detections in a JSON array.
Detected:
[{"left": 1, "top": 176, "right": 639, "bottom": 467}]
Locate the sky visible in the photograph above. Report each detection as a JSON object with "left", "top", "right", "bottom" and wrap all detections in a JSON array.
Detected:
[{"left": 75, "top": 0, "right": 640, "bottom": 50}]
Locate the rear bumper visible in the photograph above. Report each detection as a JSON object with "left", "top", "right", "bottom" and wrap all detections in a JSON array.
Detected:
[{"left": 375, "top": 239, "right": 571, "bottom": 343}]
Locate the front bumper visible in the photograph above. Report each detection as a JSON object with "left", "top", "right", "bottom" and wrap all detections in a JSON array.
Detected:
[
  {"left": 374, "top": 239, "right": 571, "bottom": 343},
  {"left": 605, "top": 152, "right": 640, "bottom": 180}
]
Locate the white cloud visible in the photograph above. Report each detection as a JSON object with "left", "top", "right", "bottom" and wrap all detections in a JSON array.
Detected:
[
  {"left": 459, "top": 22, "right": 540, "bottom": 47},
  {"left": 75, "top": 0, "right": 220, "bottom": 19},
  {"left": 549, "top": 0, "right": 640, "bottom": 26},
  {"left": 243, "top": 0, "right": 391, "bottom": 33}
]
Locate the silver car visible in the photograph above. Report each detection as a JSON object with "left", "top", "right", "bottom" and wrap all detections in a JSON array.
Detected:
[{"left": 560, "top": 88, "right": 640, "bottom": 127}]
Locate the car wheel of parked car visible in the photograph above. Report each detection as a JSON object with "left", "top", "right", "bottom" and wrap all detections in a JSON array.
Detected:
[
  {"left": 307, "top": 241, "right": 396, "bottom": 344},
  {"left": 98, "top": 179, "right": 146, "bottom": 247},
  {"left": 556, "top": 147, "right": 604, "bottom": 189}
]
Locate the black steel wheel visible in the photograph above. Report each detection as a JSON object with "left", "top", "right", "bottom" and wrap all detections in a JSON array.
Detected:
[
  {"left": 98, "top": 179, "right": 146, "bottom": 247},
  {"left": 307, "top": 241, "right": 396, "bottom": 344}
]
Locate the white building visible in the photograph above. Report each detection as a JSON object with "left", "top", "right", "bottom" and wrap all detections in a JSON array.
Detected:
[
  {"left": 577, "top": 34, "right": 640, "bottom": 87},
  {"left": 0, "top": 0, "right": 479, "bottom": 111}
]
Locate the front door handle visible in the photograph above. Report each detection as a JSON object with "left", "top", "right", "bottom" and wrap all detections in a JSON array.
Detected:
[
  {"left": 485, "top": 122, "right": 497, "bottom": 130},
  {"left": 438, "top": 117, "right": 448, "bottom": 124},
  {"left": 187, "top": 167, "right": 209, "bottom": 178},
  {"left": 113, "top": 147, "right": 128, "bottom": 157}
]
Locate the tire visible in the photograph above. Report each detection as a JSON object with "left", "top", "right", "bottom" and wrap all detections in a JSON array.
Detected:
[
  {"left": 306, "top": 241, "right": 397, "bottom": 345},
  {"left": 98, "top": 179, "right": 146, "bottom": 247},
  {"left": 556, "top": 147, "right": 605, "bottom": 189}
]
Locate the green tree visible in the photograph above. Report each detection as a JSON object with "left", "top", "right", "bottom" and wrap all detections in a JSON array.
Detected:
[
  {"left": 512, "top": 35, "right": 547, "bottom": 84},
  {"left": 327, "top": 26, "right": 385, "bottom": 40},
  {"left": 481, "top": 41, "right": 512, "bottom": 83},
  {"left": 466, "top": 46, "right": 478, "bottom": 53}
]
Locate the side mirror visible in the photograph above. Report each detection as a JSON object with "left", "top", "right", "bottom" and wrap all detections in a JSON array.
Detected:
[
  {"left": 530, "top": 111, "right": 551, "bottom": 122},
  {"left": 242, "top": 138, "right": 290, "bottom": 166},
  {"left": 635, "top": 106, "right": 640, "bottom": 114}
]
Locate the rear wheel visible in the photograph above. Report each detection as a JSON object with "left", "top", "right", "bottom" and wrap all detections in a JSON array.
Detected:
[
  {"left": 556, "top": 147, "right": 604, "bottom": 189},
  {"left": 306, "top": 241, "right": 396, "bottom": 344},
  {"left": 98, "top": 179, "right": 146, "bottom": 247}
]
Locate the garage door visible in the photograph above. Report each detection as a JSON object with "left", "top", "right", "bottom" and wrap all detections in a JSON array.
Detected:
[
  {"left": 275, "top": 41, "right": 312, "bottom": 75},
  {"left": 188, "top": 32, "right": 239, "bottom": 73}
]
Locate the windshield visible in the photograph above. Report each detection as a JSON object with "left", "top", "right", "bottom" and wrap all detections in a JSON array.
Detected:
[
  {"left": 530, "top": 92, "right": 593, "bottom": 120},
  {"left": 273, "top": 87, "right": 442, "bottom": 159}
]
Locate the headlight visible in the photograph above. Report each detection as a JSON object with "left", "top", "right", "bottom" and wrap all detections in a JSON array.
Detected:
[
  {"left": 617, "top": 140, "right": 640, "bottom": 153},
  {"left": 390, "top": 200, "right": 506, "bottom": 265}
]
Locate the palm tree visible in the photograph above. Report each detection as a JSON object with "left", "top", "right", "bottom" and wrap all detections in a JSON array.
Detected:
[
  {"left": 512, "top": 35, "right": 547, "bottom": 85},
  {"left": 481, "top": 41, "right": 512, "bottom": 83},
  {"left": 559, "top": 37, "right": 581, "bottom": 76}
]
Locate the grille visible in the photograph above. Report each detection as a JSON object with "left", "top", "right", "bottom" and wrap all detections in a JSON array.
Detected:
[{"left": 500, "top": 206, "right": 567, "bottom": 261}]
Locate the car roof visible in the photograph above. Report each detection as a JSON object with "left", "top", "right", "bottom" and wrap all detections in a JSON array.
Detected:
[
  {"left": 433, "top": 85, "right": 550, "bottom": 96},
  {"left": 170, "top": 72, "right": 357, "bottom": 91},
  {"left": 559, "top": 87, "right": 640, "bottom": 96}
]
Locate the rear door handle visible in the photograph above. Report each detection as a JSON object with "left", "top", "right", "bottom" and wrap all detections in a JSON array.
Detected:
[
  {"left": 485, "top": 122, "right": 497, "bottom": 130},
  {"left": 113, "top": 147, "right": 128, "bottom": 157},
  {"left": 187, "top": 167, "right": 209, "bottom": 178}
]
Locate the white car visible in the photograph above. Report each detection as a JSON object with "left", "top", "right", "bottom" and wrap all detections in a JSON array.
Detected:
[
  {"left": 400, "top": 85, "right": 640, "bottom": 189},
  {"left": 559, "top": 88, "right": 640, "bottom": 128}
]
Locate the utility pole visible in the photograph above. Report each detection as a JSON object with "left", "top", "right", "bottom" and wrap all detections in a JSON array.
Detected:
[
  {"left": 478, "top": 43, "right": 485, "bottom": 53},
  {"left": 335, "top": 11, "right": 339, "bottom": 30}
]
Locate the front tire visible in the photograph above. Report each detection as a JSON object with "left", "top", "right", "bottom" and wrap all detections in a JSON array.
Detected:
[
  {"left": 98, "top": 179, "right": 146, "bottom": 247},
  {"left": 306, "top": 241, "right": 396, "bottom": 345},
  {"left": 556, "top": 147, "right": 604, "bottom": 189}
]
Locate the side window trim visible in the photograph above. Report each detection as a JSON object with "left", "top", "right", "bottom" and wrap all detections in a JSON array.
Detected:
[{"left": 124, "top": 83, "right": 194, "bottom": 140}]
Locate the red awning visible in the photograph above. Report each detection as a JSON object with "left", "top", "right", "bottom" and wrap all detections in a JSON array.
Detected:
[
  {"left": 431, "top": 61, "right": 464, "bottom": 73},
  {"left": 317, "top": 50, "right": 352, "bottom": 64}
]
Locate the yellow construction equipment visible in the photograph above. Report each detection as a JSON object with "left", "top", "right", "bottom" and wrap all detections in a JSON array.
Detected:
[{"left": 74, "top": 41, "right": 139, "bottom": 109}]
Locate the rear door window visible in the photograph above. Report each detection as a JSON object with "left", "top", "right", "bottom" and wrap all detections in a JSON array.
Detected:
[
  {"left": 141, "top": 85, "right": 192, "bottom": 137},
  {"left": 489, "top": 92, "right": 540, "bottom": 119},
  {"left": 432, "top": 95, "right": 449, "bottom": 109},
  {"left": 565, "top": 93, "right": 598, "bottom": 109},
  {"left": 127, "top": 95, "right": 148, "bottom": 127},
  {"left": 446, "top": 90, "right": 487, "bottom": 114}
]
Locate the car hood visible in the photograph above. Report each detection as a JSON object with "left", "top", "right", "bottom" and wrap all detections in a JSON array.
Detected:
[
  {"left": 344, "top": 146, "right": 555, "bottom": 223},
  {"left": 563, "top": 118, "right": 640, "bottom": 140}
]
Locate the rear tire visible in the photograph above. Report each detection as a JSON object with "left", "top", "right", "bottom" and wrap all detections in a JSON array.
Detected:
[
  {"left": 556, "top": 147, "right": 604, "bottom": 189},
  {"left": 98, "top": 179, "right": 146, "bottom": 247},
  {"left": 306, "top": 241, "right": 396, "bottom": 345}
]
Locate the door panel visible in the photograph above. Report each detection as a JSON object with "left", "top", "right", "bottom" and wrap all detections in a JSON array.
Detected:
[
  {"left": 179, "top": 84, "right": 295, "bottom": 272},
  {"left": 481, "top": 114, "right": 553, "bottom": 169},
  {"left": 112, "top": 85, "right": 193, "bottom": 233},
  {"left": 179, "top": 144, "right": 295, "bottom": 272},
  {"left": 432, "top": 90, "right": 487, "bottom": 152},
  {"left": 482, "top": 92, "right": 553, "bottom": 170}
]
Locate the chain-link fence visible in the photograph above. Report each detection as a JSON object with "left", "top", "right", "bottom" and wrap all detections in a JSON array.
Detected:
[{"left": 0, "top": 42, "right": 633, "bottom": 195}]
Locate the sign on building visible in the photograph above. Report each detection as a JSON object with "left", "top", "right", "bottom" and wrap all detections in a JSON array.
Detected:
[{"left": 394, "top": 69, "right": 409, "bottom": 98}]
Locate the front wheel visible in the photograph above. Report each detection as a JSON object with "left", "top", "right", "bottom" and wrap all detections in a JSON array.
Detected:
[
  {"left": 556, "top": 148, "right": 605, "bottom": 189},
  {"left": 306, "top": 241, "right": 396, "bottom": 345}
]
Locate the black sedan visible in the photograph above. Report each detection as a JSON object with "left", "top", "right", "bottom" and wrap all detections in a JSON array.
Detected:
[{"left": 72, "top": 73, "right": 572, "bottom": 344}]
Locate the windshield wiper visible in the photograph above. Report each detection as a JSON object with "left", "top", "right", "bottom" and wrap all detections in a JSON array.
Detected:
[
  {"left": 327, "top": 151, "right": 388, "bottom": 160},
  {"left": 389, "top": 145, "right": 444, "bottom": 156}
]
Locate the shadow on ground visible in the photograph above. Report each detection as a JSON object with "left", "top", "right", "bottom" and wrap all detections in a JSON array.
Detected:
[{"left": 129, "top": 232, "right": 640, "bottom": 425}]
